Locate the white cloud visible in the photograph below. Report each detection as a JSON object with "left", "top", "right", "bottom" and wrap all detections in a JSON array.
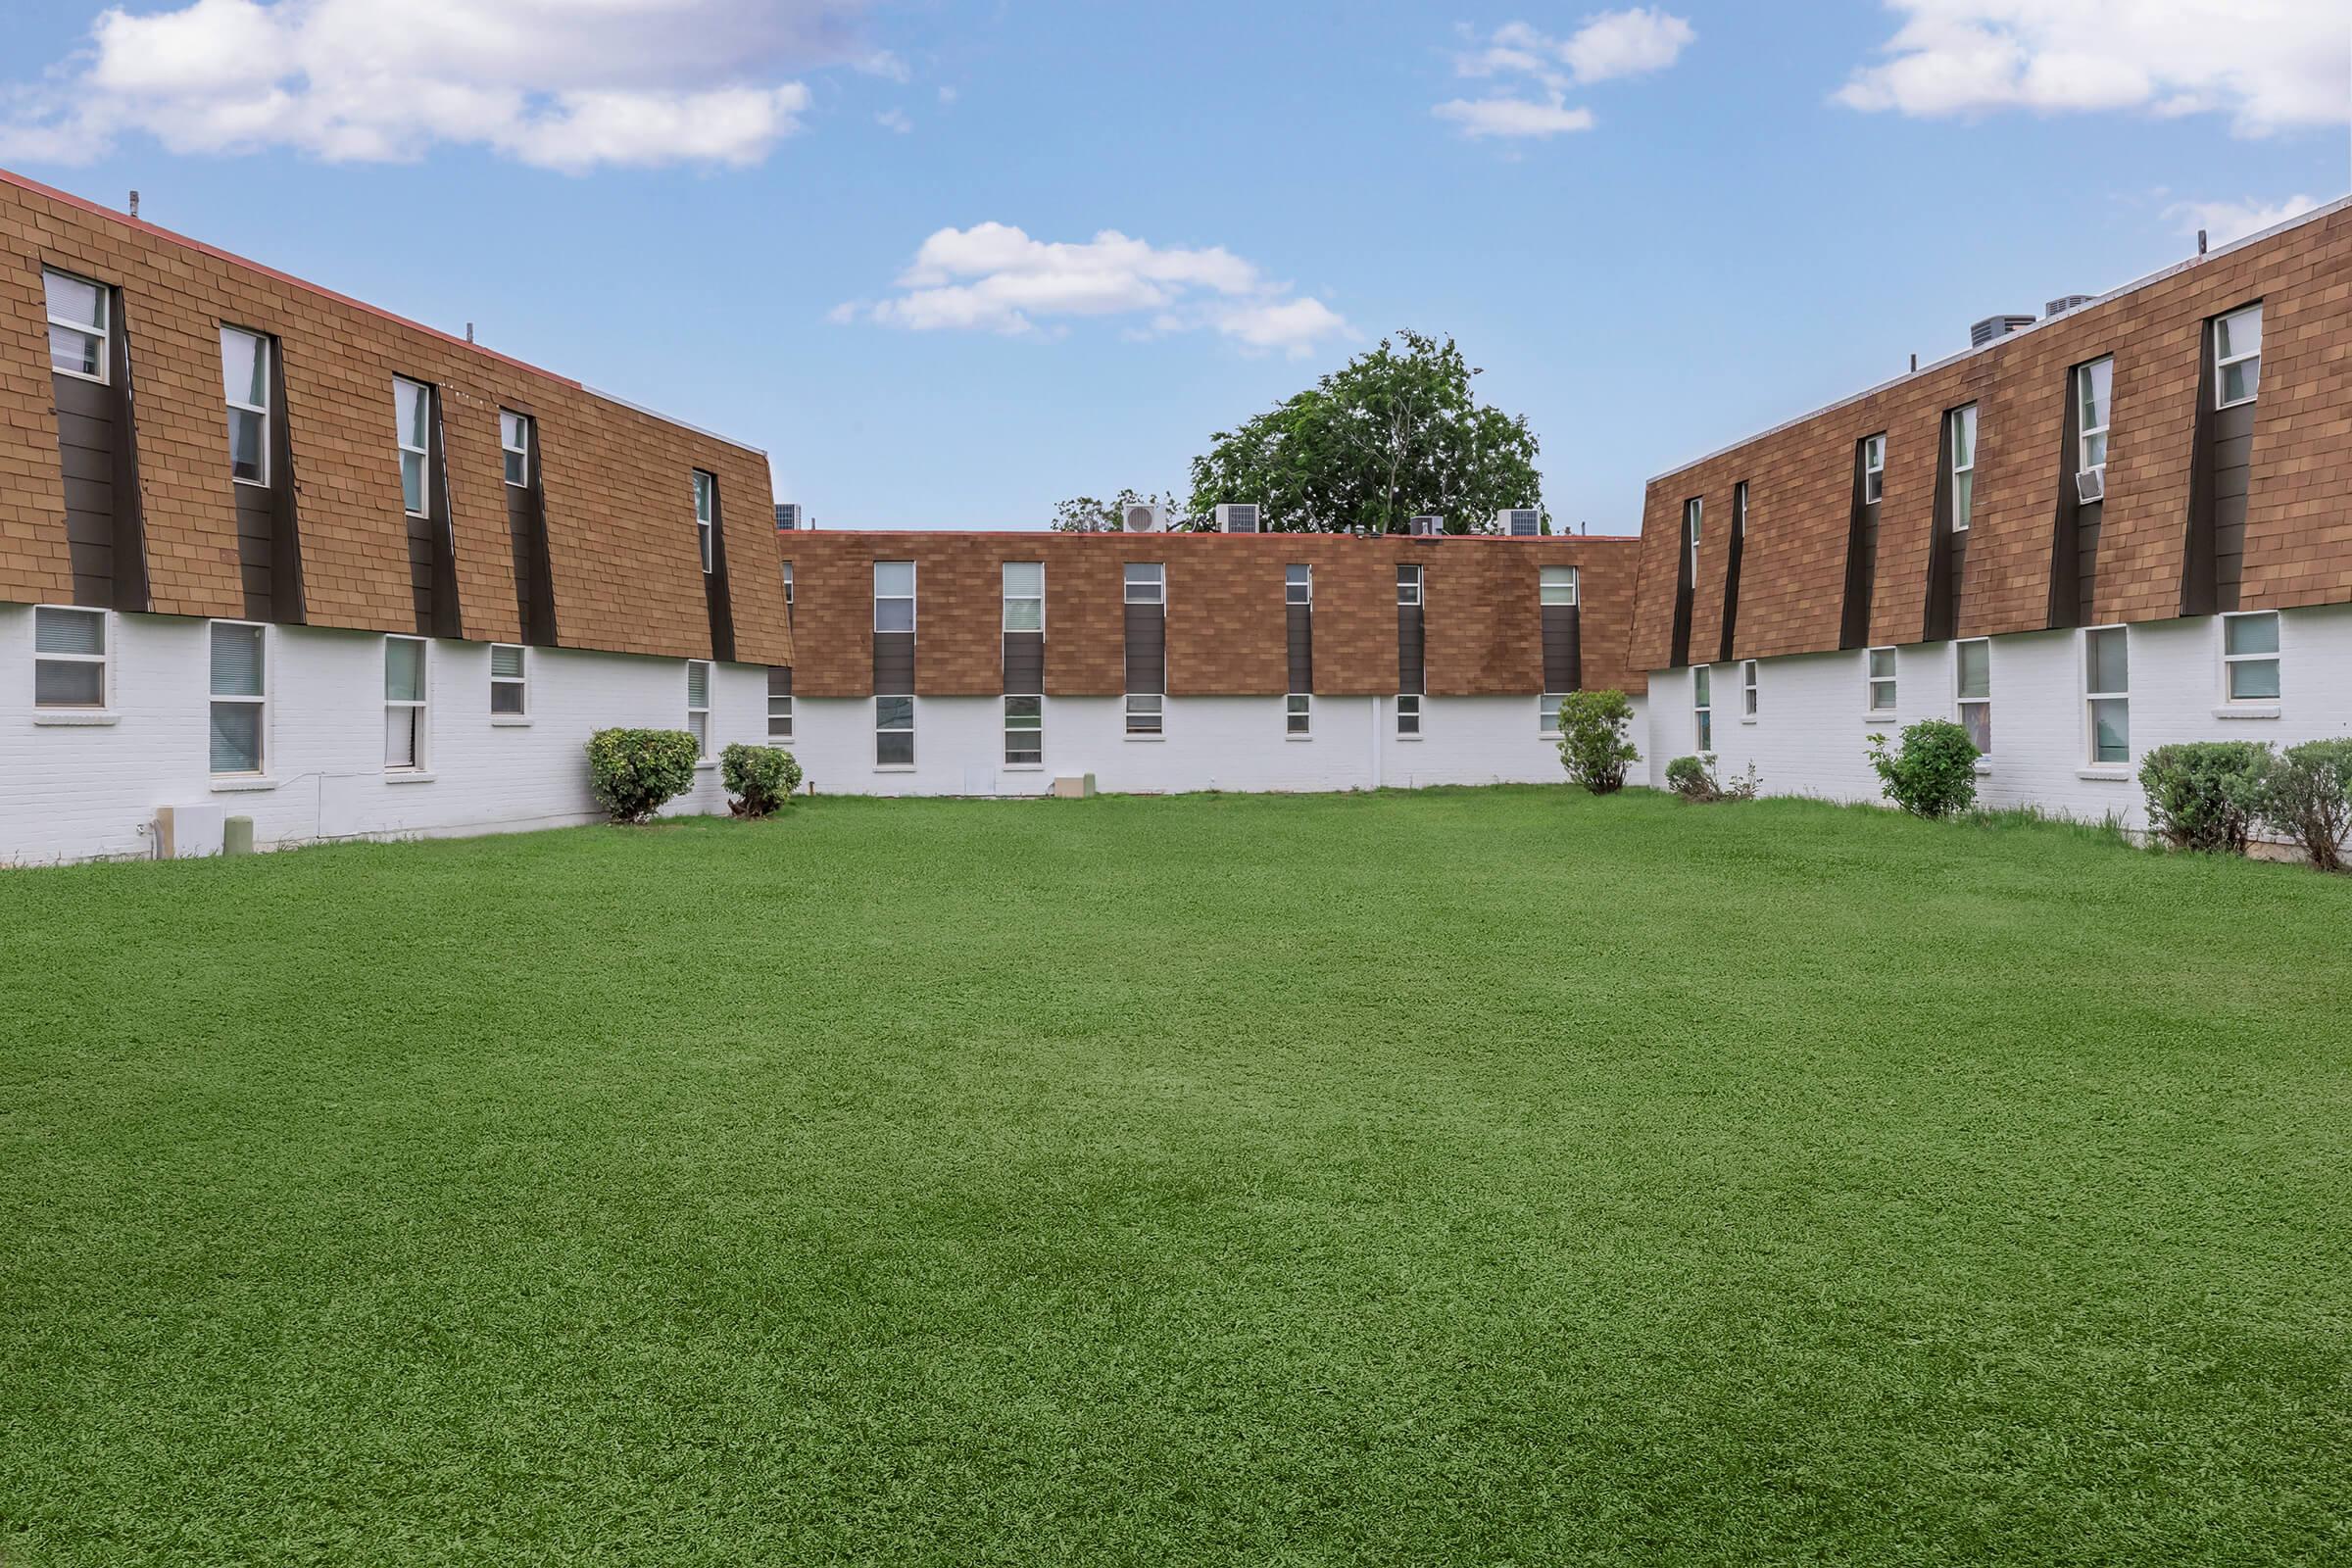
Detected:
[
  {"left": 837, "top": 222, "right": 1354, "bottom": 356},
  {"left": 2166, "top": 192, "right": 2323, "bottom": 245},
  {"left": 1437, "top": 11, "right": 1693, "bottom": 139},
  {"left": 0, "top": 0, "right": 874, "bottom": 170},
  {"left": 875, "top": 107, "right": 911, "bottom": 133},
  {"left": 1836, "top": 1, "right": 2350, "bottom": 134}
]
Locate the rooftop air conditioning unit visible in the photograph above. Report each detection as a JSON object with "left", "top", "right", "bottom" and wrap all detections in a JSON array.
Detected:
[
  {"left": 773, "top": 503, "right": 801, "bottom": 530},
  {"left": 2076, "top": 466, "right": 2106, "bottom": 504},
  {"left": 1970, "top": 313, "right": 2036, "bottom": 348},
  {"left": 1214, "top": 503, "right": 1261, "bottom": 533},
  {"left": 1122, "top": 502, "right": 1165, "bottom": 533},
  {"left": 1496, "top": 508, "right": 1542, "bottom": 537},
  {"left": 2045, "top": 294, "right": 2094, "bottom": 318},
  {"left": 1407, "top": 514, "right": 1445, "bottom": 537}
]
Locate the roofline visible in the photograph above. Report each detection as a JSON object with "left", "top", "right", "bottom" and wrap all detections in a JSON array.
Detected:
[
  {"left": 785, "top": 527, "right": 1643, "bottom": 540},
  {"left": 1645, "top": 191, "right": 2352, "bottom": 486},
  {"left": 1, "top": 165, "right": 767, "bottom": 459}
]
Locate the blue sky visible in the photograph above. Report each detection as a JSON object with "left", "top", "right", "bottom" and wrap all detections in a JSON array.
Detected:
[{"left": 2, "top": 1, "right": 2346, "bottom": 532}]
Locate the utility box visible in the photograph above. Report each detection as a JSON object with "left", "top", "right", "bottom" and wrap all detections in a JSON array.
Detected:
[
  {"left": 154, "top": 804, "right": 227, "bottom": 858},
  {"left": 1051, "top": 773, "right": 1097, "bottom": 800}
]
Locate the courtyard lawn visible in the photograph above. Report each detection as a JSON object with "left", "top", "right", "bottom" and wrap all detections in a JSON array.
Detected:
[{"left": 2, "top": 787, "right": 2348, "bottom": 1566}]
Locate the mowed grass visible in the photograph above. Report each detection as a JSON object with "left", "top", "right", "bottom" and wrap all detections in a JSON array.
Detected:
[{"left": 3, "top": 788, "right": 2348, "bottom": 1567}]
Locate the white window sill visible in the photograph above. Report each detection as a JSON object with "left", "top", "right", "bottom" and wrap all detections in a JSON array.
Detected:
[
  {"left": 694, "top": 760, "right": 717, "bottom": 770},
  {"left": 2077, "top": 767, "right": 2132, "bottom": 782},
  {"left": 1003, "top": 763, "right": 1045, "bottom": 772},
  {"left": 1864, "top": 711, "right": 1898, "bottom": 724},
  {"left": 1125, "top": 733, "right": 1165, "bottom": 743},
  {"left": 1740, "top": 716, "right": 1757, "bottom": 726},
  {"left": 1285, "top": 734, "right": 1313, "bottom": 743},
  {"left": 1396, "top": 734, "right": 1422, "bottom": 742},
  {"left": 231, "top": 476, "right": 270, "bottom": 490},
  {"left": 490, "top": 715, "right": 533, "bottom": 728},
  {"left": 210, "top": 776, "right": 278, "bottom": 793},
  {"left": 2215, "top": 705, "right": 2279, "bottom": 720},
  {"left": 873, "top": 764, "right": 916, "bottom": 773},
  {"left": 1975, "top": 761, "right": 1994, "bottom": 776},
  {"left": 32, "top": 709, "right": 119, "bottom": 726},
  {"left": 384, "top": 770, "right": 437, "bottom": 785}
]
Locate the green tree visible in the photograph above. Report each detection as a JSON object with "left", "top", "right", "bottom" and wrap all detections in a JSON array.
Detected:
[
  {"left": 1049, "top": 488, "right": 1185, "bottom": 533},
  {"left": 1187, "top": 331, "right": 1545, "bottom": 533}
]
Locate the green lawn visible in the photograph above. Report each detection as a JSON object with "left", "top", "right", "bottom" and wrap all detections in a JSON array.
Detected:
[{"left": 3, "top": 788, "right": 2348, "bottom": 1566}]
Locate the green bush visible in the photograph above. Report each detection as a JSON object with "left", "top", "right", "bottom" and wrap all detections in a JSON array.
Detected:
[
  {"left": 1556, "top": 689, "right": 1639, "bottom": 795},
  {"left": 722, "top": 743, "right": 803, "bottom": 817},
  {"left": 2259, "top": 739, "right": 2352, "bottom": 871},
  {"left": 2138, "top": 741, "right": 2274, "bottom": 855},
  {"left": 1865, "top": 719, "right": 1980, "bottom": 819},
  {"left": 1664, "top": 756, "right": 1713, "bottom": 799},
  {"left": 586, "top": 728, "right": 702, "bottom": 824}
]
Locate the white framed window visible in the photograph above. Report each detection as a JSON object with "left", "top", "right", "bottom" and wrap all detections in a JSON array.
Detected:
[
  {"left": 1946, "top": 404, "right": 1977, "bottom": 531},
  {"left": 1124, "top": 693, "right": 1162, "bottom": 735},
  {"left": 766, "top": 667, "right": 793, "bottom": 742},
  {"left": 876, "top": 694, "right": 914, "bottom": 766},
  {"left": 685, "top": 660, "right": 711, "bottom": 760},
  {"left": 1740, "top": 659, "right": 1758, "bottom": 720},
  {"left": 1396, "top": 693, "right": 1421, "bottom": 736},
  {"left": 1286, "top": 693, "right": 1311, "bottom": 736},
  {"left": 1734, "top": 480, "right": 1748, "bottom": 540},
  {"left": 1866, "top": 646, "right": 1896, "bottom": 715},
  {"left": 1396, "top": 564, "right": 1422, "bottom": 607},
  {"left": 2075, "top": 357, "right": 2112, "bottom": 480},
  {"left": 1862, "top": 435, "right": 1886, "bottom": 504},
  {"left": 489, "top": 643, "right": 526, "bottom": 715},
  {"left": 2222, "top": 611, "right": 2280, "bottom": 704},
  {"left": 1956, "top": 639, "right": 1991, "bottom": 755},
  {"left": 1693, "top": 665, "right": 1713, "bottom": 753},
  {"left": 2215, "top": 304, "right": 2262, "bottom": 409},
  {"left": 1124, "top": 563, "right": 1164, "bottom": 605},
  {"left": 1539, "top": 693, "right": 1569, "bottom": 737},
  {"left": 1540, "top": 564, "right": 1579, "bottom": 606},
  {"left": 220, "top": 327, "right": 270, "bottom": 486},
  {"left": 384, "top": 636, "right": 429, "bottom": 771},
  {"left": 393, "top": 377, "right": 431, "bottom": 517},
  {"left": 780, "top": 562, "right": 794, "bottom": 610},
  {"left": 1286, "top": 564, "right": 1312, "bottom": 606},
  {"left": 874, "top": 560, "right": 915, "bottom": 632},
  {"left": 2085, "top": 626, "right": 2129, "bottom": 764},
  {"left": 43, "top": 269, "right": 107, "bottom": 381},
  {"left": 692, "top": 470, "right": 717, "bottom": 574},
  {"left": 501, "top": 411, "right": 530, "bottom": 487},
  {"left": 1682, "top": 498, "right": 1701, "bottom": 579},
  {"left": 1004, "top": 562, "right": 1044, "bottom": 632},
  {"left": 32, "top": 605, "right": 108, "bottom": 709},
  {"left": 208, "top": 621, "right": 267, "bottom": 776},
  {"left": 1004, "top": 694, "right": 1042, "bottom": 765}
]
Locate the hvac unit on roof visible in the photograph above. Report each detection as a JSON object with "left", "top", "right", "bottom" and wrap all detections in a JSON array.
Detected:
[
  {"left": 773, "top": 503, "right": 801, "bottom": 530},
  {"left": 1970, "top": 313, "right": 2036, "bottom": 348},
  {"left": 1407, "top": 514, "right": 1445, "bottom": 537},
  {"left": 1214, "top": 503, "right": 1261, "bottom": 533},
  {"left": 1495, "top": 508, "right": 1542, "bottom": 537},
  {"left": 1122, "top": 502, "right": 1165, "bottom": 533},
  {"left": 2075, "top": 466, "right": 2106, "bottom": 504}
]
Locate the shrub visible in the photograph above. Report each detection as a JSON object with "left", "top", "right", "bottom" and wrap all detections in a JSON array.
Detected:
[
  {"left": 2137, "top": 741, "right": 2274, "bottom": 855},
  {"left": 1865, "top": 719, "right": 1980, "bottom": 819},
  {"left": 586, "top": 728, "right": 702, "bottom": 824},
  {"left": 1557, "top": 689, "right": 1639, "bottom": 795},
  {"left": 2259, "top": 739, "right": 2352, "bottom": 871},
  {"left": 722, "top": 743, "right": 803, "bottom": 818},
  {"left": 1664, "top": 756, "right": 1714, "bottom": 799}
]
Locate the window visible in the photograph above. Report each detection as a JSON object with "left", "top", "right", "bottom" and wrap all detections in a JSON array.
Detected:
[
  {"left": 1004, "top": 695, "right": 1042, "bottom": 765},
  {"left": 874, "top": 561, "right": 915, "bottom": 632},
  {"left": 43, "top": 270, "right": 107, "bottom": 381},
  {"left": 32, "top": 606, "right": 107, "bottom": 709},
  {"left": 2222, "top": 612, "right": 2280, "bottom": 703},
  {"left": 1540, "top": 565, "right": 1580, "bottom": 607},
  {"left": 1682, "top": 498, "right": 1701, "bottom": 578},
  {"left": 1396, "top": 693, "right": 1421, "bottom": 736},
  {"left": 876, "top": 694, "right": 914, "bottom": 765},
  {"left": 1862, "top": 435, "right": 1886, "bottom": 503},
  {"left": 2215, "top": 304, "right": 2262, "bottom": 408},
  {"left": 220, "top": 328, "right": 270, "bottom": 486},
  {"left": 1539, "top": 694, "right": 1569, "bottom": 737},
  {"left": 1693, "top": 666, "right": 1713, "bottom": 753},
  {"left": 1741, "top": 659, "right": 1758, "bottom": 720},
  {"left": 693, "top": 470, "right": 716, "bottom": 574},
  {"left": 1866, "top": 647, "right": 1896, "bottom": 715},
  {"left": 766, "top": 667, "right": 793, "bottom": 742},
  {"left": 1124, "top": 563, "right": 1164, "bottom": 605},
  {"left": 685, "top": 660, "right": 710, "bottom": 760},
  {"left": 208, "top": 622, "right": 266, "bottom": 775},
  {"left": 1734, "top": 481, "right": 1748, "bottom": 539},
  {"left": 1947, "top": 404, "right": 1977, "bottom": 531},
  {"left": 1124, "top": 693, "right": 1162, "bottom": 735},
  {"left": 2076, "top": 358, "right": 2112, "bottom": 475},
  {"left": 781, "top": 562, "right": 794, "bottom": 609},
  {"left": 1396, "top": 564, "right": 1423, "bottom": 607},
  {"left": 2085, "top": 627, "right": 2129, "bottom": 764},
  {"left": 1286, "top": 693, "right": 1311, "bottom": 736},
  {"left": 1957, "top": 639, "right": 1991, "bottom": 755},
  {"left": 1286, "top": 564, "right": 1312, "bottom": 606},
  {"left": 501, "top": 411, "right": 530, "bottom": 487},
  {"left": 1004, "top": 562, "right": 1044, "bottom": 631},
  {"left": 393, "top": 377, "right": 431, "bottom": 516},
  {"left": 489, "top": 643, "right": 526, "bottom": 715},
  {"left": 384, "top": 636, "right": 428, "bottom": 770}
]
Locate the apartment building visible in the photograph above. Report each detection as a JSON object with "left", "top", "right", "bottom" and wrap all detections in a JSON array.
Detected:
[
  {"left": 773, "top": 528, "right": 1645, "bottom": 796},
  {"left": 1, "top": 169, "right": 793, "bottom": 863},
  {"left": 1632, "top": 197, "right": 2352, "bottom": 825}
]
